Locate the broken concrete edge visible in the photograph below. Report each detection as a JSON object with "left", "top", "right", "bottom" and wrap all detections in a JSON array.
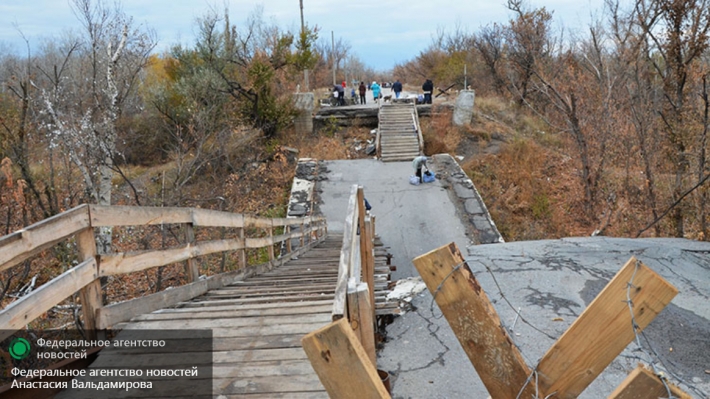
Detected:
[
  {"left": 432, "top": 153, "right": 504, "bottom": 244},
  {"left": 281, "top": 158, "right": 322, "bottom": 254},
  {"left": 288, "top": 158, "right": 318, "bottom": 218}
]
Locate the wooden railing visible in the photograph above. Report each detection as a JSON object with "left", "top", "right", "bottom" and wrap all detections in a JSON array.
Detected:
[
  {"left": 0, "top": 205, "right": 327, "bottom": 341},
  {"left": 332, "top": 185, "right": 377, "bottom": 366},
  {"left": 413, "top": 104, "right": 424, "bottom": 155}
]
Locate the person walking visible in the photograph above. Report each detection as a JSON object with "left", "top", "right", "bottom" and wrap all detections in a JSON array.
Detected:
[
  {"left": 358, "top": 81, "right": 367, "bottom": 105},
  {"left": 371, "top": 81, "right": 381, "bottom": 104},
  {"left": 412, "top": 155, "right": 429, "bottom": 183},
  {"left": 392, "top": 79, "right": 403, "bottom": 99},
  {"left": 422, "top": 79, "right": 433, "bottom": 104}
]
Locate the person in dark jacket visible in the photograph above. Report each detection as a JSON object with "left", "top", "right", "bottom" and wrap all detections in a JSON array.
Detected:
[
  {"left": 358, "top": 81, "right": 367, "bottom": 104},
  {"left": 334, "top": 84, "right": 345, "bottom": 106},
  {"left": 422, "top": 79, "right": 433, "bottom": 104},
  {"left": 392, "top": 79, "right": 403, "bottom": 99}
]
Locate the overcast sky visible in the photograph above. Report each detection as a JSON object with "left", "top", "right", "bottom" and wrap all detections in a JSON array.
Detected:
[{"left": 0, "top": 0, "right": 608, "bottom": 71}]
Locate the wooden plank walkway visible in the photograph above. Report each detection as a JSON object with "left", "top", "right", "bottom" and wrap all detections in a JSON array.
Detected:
[
  {"left": 57, "top": 233, "right": 394, "bottom": 398},
  {"left": 378, "top": 103, "right": 422, "bottom": 162}
]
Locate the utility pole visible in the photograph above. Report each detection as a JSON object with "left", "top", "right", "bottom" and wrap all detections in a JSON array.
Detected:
[
  {"left": 331, "top": 30, "right": 336, "bottom": 86},
  {"left": 464, "top": 63, "right": 468, "bottom": 90},
  {"left": 299, "top": 0, "right": 309, "bottom": 90}
]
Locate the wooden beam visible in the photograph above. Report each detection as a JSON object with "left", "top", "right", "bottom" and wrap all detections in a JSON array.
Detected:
[
  {"left": 100, "top": 239, "right": 242, "bottom": 276},
  {"left": 238, "top": 227, "right": 247, "bottom": 270},
  {"left": 76, "top": 227, "right": 102, "bottom": 339},
  {"left": 90, "top": 205, "right": 323, "bottom": 229},
  {"left": 99, "top": 235, "right": 289, "bottom": 277},
  {"left": 299, "top": 219, "right": 305, "bottom": 247},
  {"left": 95, "top": 242, "right": 318, "bottom": 330},
  {"left": 268, "top": 220, "right": 275, "bottom": 269},
  {"left": 412, "top": 243, "right": 536, "bottom": 399},
  {"left": 301, "top": 318, "right": 390, "bottom": 399},
  {"left": 0, "top": 258, "right": 98, "bottom": 340},
  {"left": 357, "top": 187, "right": 366, "bottom": 280},
  {"left": 89, "top": 205, "right": 193, "bottom": 226},
  {"left": 191, "top": 209, "right": 244, "bottom": 228},
  {"left": 332, "top": 185, "right": 358, "bottom": 320},
  {"left": 347, "top": 281, "right": 376, "bottom": 367},
  {"left": 361, "top": 216, "right": 376, "bottom": 320},
  {"left": 97, "top": 279, "right": 210, "bottom": 329},
  {"left": 285, "top": 225, "right": 292, "bottom": 253},
  {"left": 0, "top": 205, "right": 90, "bottom": 273},
  {"left": 183, "top": 223, "right": 200, "bottom": 283},
  {"left": 608, "top": 365, "right": 691, "bottom": 399},
  {"left": 536, "top": 257, "right": 678, "bottom": 398}
]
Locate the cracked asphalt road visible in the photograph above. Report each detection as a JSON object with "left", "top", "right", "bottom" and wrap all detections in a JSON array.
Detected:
[{"left": 316, "top": 158, "right": 710, "bottom": 398}]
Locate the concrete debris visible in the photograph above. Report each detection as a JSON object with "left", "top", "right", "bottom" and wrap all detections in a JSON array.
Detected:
[{"left": 386, "top": 277, "right": 427, "bottom": 313}]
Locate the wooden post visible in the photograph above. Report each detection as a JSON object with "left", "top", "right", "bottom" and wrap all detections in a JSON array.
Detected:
[
  {"left": 183, "top": 223, "right": 199, "bottom": 283},
  {"left": 238, "top": 227, "right": 246, "bottom": 270},
  {"left": 370, "top": 215, "right": 376, "bottom": 241},
  {"left": 536, "top": 256, "right": 678, "bottom": 398},
  {"left": 357, "top": 187, "right": 366, "bottom": 265},
  {"left": 267, "top": 220, "right": 275, "bottom": 269},
  {"left": 347, "top": 281, "right": 376, "bottom": 367},
  {"left": 300, "top": 220, "right": 305, "bottom": 247},
  {"left": 363, "top": 217, "right": 375, "bottom": 320},
  {"left": 285, "top": 224, "right": 292, "bottom": 254},
  {"left": 76, "top": 227, "right": 102, "bottom": 340},
  {"left": 609, "top": 365, "right": 691, "bottom": 399},
  {"left": 357, "top": 187, "right": 376, "bottom": 317},
  {"left": 413, "top": 243, "right": 536, "bottom": 399},
  {"left": 302, "top": 318, "right": 390, "bottom": 399}
]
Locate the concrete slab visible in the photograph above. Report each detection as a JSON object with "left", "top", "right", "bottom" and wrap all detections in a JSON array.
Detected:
[
  {"left": 462, "top": 237, "right": 710, "bottom": 398},
  {"left": 453, "top": 182, "right": 475, "bottom": 199},
  {"left": 316, "top": 158, "right": 710, "bottom": 398}
]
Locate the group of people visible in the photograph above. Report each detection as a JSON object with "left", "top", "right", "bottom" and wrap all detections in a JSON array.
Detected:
[{"left": 333, "top": 78, "right": 434, "bottom": 105}]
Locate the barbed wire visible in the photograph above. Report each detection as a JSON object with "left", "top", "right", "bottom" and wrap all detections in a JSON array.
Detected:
[
  {"left": 428, "top": 261, "right": 464, "bottom": 319},
  {"left": 477, "top": 260, "right": 559, "bottom": 341},
  {"left": 429, "top": 259, "right": 555, "bottom": 398},
  {"left": 427, "top": 256, "right": 709, "bottom": 399},
  {"left": 625, "top": 259, "right": 708, "bottom": 399},
  {"left": 625, "top": 259, "right": 676, "bottom": 398}
]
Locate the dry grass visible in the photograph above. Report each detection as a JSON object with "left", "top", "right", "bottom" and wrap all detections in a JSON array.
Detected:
[
  {"left": 464, "top": 136, "right": 577, "bottom": 241},
  {"left": 462, "top": 95, "right": 594, "bottom": 241},
  {"left": 421, "top": 108, "right": 463, "bottom": 155},
  {"left": 279, "top": 125, "right": 374, "bottom": 160},
  {"left": 460, "top": 93, "right": 710, "bottom": 241}
]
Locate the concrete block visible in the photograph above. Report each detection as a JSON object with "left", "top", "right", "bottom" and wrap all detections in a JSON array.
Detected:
[
  {"left": 452, "top": 90, "right": 475, "bottom": 126},
  {"left": 293, "top": 92, "right": 314, "bottom": 135}
]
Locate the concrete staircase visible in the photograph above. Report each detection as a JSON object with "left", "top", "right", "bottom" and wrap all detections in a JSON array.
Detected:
[{"left": 378, "top": 103, "right": 422, "bottom": 162}]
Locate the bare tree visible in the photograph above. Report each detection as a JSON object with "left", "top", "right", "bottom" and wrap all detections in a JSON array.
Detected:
[
  {"left": 634, "top": 0, "right": 710, "bottom": 236},
  {"left": 0, "top": 35, "right": 60, "bottom": 219},
  {"left": 314, "top": 35, "right": 351, "bottom": 86},
  {"left": 38, "top": 0, "right": 155, "bottom": 252},
  {"left": 505, "top": 0, "right": 554, "bottom": 104},
  {"left": 473, "top": 24, "right": 507, "bottom": 95}
]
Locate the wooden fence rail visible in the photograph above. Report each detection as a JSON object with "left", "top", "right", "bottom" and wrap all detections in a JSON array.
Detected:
[
  {"left": 308, "top": 185, "right": 386, "bottom": 398},
  {"left": 329, "top": 185, "right": 379, "bottom": 363},
  {"left": 0, "top": 205, "right": 327, "bottom": 341}
]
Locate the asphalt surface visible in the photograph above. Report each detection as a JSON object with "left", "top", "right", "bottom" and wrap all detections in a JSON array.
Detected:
[
  {"left": 317, "top": 158, "right": 473, "bottom": 281},
  {"left": 316, "top": 158, "right": 710, "bottom": 398}
]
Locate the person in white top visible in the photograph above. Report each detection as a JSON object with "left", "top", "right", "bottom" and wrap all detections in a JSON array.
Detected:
[{"left": 412, "top": 156, "right": 429, "bottom": 183}]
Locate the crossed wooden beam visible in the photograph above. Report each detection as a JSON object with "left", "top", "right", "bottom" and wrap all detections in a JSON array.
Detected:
[{"left": 302, "top": 243, "right": 690, "bottom": 398}]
